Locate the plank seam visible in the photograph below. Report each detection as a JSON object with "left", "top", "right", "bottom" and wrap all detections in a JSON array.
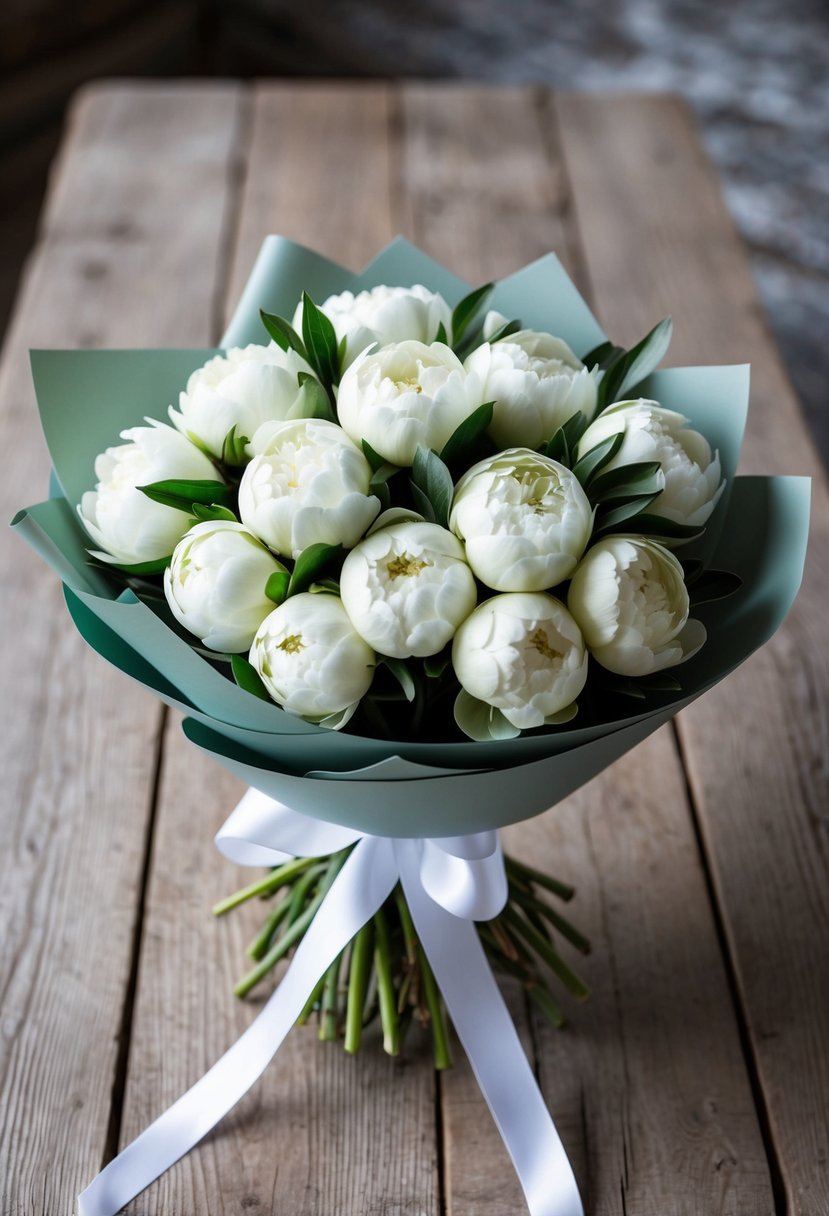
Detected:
[
  {"left": 101, "top": 706, "right": 168, "bottom": 1166},
  {"left": 671, "top": 718, "right": 787, "bottom": 1216}
]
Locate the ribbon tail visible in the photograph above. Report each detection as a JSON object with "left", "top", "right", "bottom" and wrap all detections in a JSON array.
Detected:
[
  {"left": 397, "top": 842, "right": 584, "bottom": 1216},
  {"left": 78, "top": 835, "right": 397, "bottom": 1216}
]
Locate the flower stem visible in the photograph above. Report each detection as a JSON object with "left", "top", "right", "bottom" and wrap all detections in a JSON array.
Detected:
[
  {"left": 318, "top": 954, "right": 342, "bottom": 1042},
  {"left": 373, "top": 906, "right": 400, "bottom": 1057},
  {"left": 344, "top": 922, "right": 373, "bottom": 1055},
  {"left": 503, "top": 906, "right": 590, "bottom": 1000},
  {"left": 246, "top": 894, "right": 292, "bottom": 961},
  {"left": 213, "top": 855, "right": 317, "bottom": 916},
  {"left": 418, "top": 945, "right": 452, "bottom": 1070},
  {"left": 509, "top": 883, "right": 591, "bottom": 954},
  {"left": 505, "top": 857, "right": 574, "bottom": 902}
]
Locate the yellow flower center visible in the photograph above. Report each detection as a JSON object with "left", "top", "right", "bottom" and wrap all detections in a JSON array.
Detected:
[
  {"left": 387, "top": 552, "right": 429, "bottom": 579},
  {"left": 278, "top": 633, "right": 305, "bottom": 654},
  {"left": 528, "top": 628, "right": 561, "bottom": 662}
]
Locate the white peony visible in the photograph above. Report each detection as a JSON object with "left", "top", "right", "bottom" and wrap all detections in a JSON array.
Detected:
[
  {"left": 250, "top": 593, "right": 375, "bottom": 727},
  {"left": 449, "top": 449, "right": 593, "bottom": 592},
  {"left": 295, "top": 284, "right": 452, "bottom": 368},
  {"left": 336, "top": 340, "right": 485, "bottom": 467},
  {"left": 339, "top": 521, "right": 477, "bottom": 659},
  {"left": 238, "top": 418, "right": 380, "bottom": 557},
  {"left": 576, "top": 399, "right": 724, "bottom": 528},
  {"left": 164, "top": 521, "right": 286, "bottom": 653},
  {"left": 78, "top": 420, "right": 222, "bottom": 566},
  {"left": 567, "top": 534, "right": 706, "bottom": 676},
  {"left": 169, "top": 343, "right": 318, "bottom": 462},
  {"left": 464, "top": 329, "right": 598, "bottom": 450},
  {"left": 452, "top": 592, "right": 588, "bottom": 730}
]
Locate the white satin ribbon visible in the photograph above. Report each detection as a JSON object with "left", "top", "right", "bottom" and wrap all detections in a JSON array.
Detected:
[{"left": 78, "top": 790, "right": 583, "bottom": 1216}]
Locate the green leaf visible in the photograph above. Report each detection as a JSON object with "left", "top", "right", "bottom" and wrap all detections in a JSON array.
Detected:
[
  {"left": 687, "top": 569, "right": 743, "bottom": 605},
  {"left": 191, "top": 502, "right": 238, "bottom": 523},
  {"left": 580, "top": 339, "right": 623, "bottom": 370},
  {"left": 99, "top": 555, "right": 172, "bottom": 575},
  {"left": 361, "top": 438, "right": 386, "bottom": 473},
  {"left": 296, "top": 372, "right": 334, "bottom": 421},
  {"left": 369, "top": 461, "right": 401, "bottom": 512},
  {"left": 260, "top": 309, "right": 308, "bottom": 360},
  {"left": 598, "top": 317, "right": 672, "bottom": 407},
  {"left": 423, "top": 651, "right": 450, "bottom": 679},
  {"left": 265, "top": 570, "right": 290, "bottom": 603},
  {"left": 454, "top": 689, "right": 520, "bottom": 741},
  {"left": 410, "top": 446, "right": 454, "bottom": 529},
  {"left": 231, "top": 654, "right": 271, "bottom": 701},
  {"left": 301, "top": 292, "right": 340, "bottom": 389},
  {"left": 451, "top": 283, "right": 494, "bottom": 349},
  {"left": 381, "top": 657, "right": 416, "bottom": 703},
  {"left": 629, "top": 514, "right": 705, "bottom": 543},
  {"left": 542, "top": 411, "right": 588, "bottom": 466},
  {"left": 137, "top": 478, "right": 232, "bottom": 512},
  {"left": 221, "top": 424, "right": 250, "bottom": 466},
  {"left": 588, "top": 460, "right": 663, "bottom": 504},
  {"left": 486, "top": 318, "right": 522, "bottom": 344},
  {"left": 434, "top": 321, "right": 448, "bottom": 344},
  {"left": 440, "top": 401, "right": 494, "bottom": 464},
  {"left": 308, "top": 577, "right": 341, "bottom": 595},
  {"left": 594, "top": 493, "right": 661, "bottom": 533},
  {"left": 288, "top": 543, "right": 343, "bottom": 596},
  {"left": 571, "top": 431, "right": 624, "bottom": 488}
]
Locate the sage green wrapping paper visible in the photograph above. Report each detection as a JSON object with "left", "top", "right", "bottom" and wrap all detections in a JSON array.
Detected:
[{"left": 12, "top": 237, "right": 810, "bottom": 835}]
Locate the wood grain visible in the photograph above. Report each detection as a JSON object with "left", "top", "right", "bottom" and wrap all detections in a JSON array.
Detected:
[
  {"left": 0, "top": 82, "right": 244, "bottom": 1213},
  {"left": 555, "top": 92, "right": 829, "bottom": 1213},
  {"left": 119, "top": 82, "right": 439, "bottom": 1216},
  {"left": 398, "top": 83, "right": 774, "bottom": 1215}
]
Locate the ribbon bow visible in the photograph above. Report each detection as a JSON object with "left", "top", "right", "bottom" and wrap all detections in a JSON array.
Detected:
[{"left": 78, "top": 789, "right": 583, "bottom": 1216}]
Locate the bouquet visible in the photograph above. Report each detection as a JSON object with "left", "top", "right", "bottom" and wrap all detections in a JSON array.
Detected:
[{"left": 13, "top": 236, "right": 809, "bottom": 1216}]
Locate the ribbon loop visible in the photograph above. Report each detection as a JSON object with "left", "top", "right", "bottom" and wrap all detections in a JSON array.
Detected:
[{"left": 78, "top": 791, "right": 583, "bottom": 1216}]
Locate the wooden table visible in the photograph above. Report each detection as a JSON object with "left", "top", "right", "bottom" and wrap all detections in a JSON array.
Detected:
[{"left": 1, "top": 82, "right": 827, "bottom": 1216}]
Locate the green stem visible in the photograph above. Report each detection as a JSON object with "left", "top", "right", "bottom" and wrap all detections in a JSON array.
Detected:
[
  {"left": 234, "top": 849, "right": 351, "bottom": 998},
  {"left": 503, "top": 906, "right": 589, "bottom": 1000},
  {"left": 246, "top": 894, "right": 292, "bottom": 961},
  {"left": 318, "top": 954, "right": 342, "bottom": 1042},
  {"left": 213, "top": 855, "right": 317, "bottom": 916},
  {"left": 286, "top": 862, "right": 327, "bottom": 925},
  {"left": 510, "top": 886, "right": 591, "bottom": 955},
  {"left": 418, "top": 945, "right": 452, "bottom": 1070},
  {"left": 297, "top": 974, "right": 326, "bottom": 1025},
  {"left": 373, "top": 906, "right": 400, "bottom": 1056},
  {"left": 527, "top": 982, "right": 567, "bottom": 1029},
  {"left": 344, "top": 922, "right": 373, "bottom": 1054},
  {"left": 505, "top": 857, "right": 574, "bottom": 902}
]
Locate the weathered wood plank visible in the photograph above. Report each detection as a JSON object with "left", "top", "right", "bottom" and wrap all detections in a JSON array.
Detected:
[
  {"left": 0, "top": 82, "right": 244, "bottom": 1214},
  {"left": 400, "top": 83, "right": 774, "bottom": 1213},
  {"left": 555, "top": 91, "right": 829, "bottom": 1212},
  {"left": 119, "top": 81, "right": 439, "bottom": 1216}
]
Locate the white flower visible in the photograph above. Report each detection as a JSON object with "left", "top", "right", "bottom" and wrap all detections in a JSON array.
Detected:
[
  {"left": 450, "top": 449, "right": 593, "bottom": 592},
  {"left": 336, "top": 340, "right": 485, "bottom": 467},
  {"left": 576, "top": 399, "right": 724, "bottom": 528},
  {"left": 567, "top": 535, "right": 706, "bottom": 676},
  {"left": 452, "top": 592, "right": 588, "bottom": 729},
  {"left": 238, "top": 418, "right": 380, "bottom": 557},
  {"left": 464, "top": 330, "right": 598, "bottom": 450},
  {"left": 295, "top": 285, "right": 452, "bottom": 368},
  {"left": 339, "top": 521, "right": 477, "bottom": 659},
  {"left": 164, "top": 521, "right": 286, "bottom": 653},
  {"left": 78, "top": 420, "right": 222, "bottom": 565},
  {"left": 169, "top": 343, "right": 317, "bottom": 462},
  {"left": 250, "top": 593, "right": 375, "bottom": 726}
]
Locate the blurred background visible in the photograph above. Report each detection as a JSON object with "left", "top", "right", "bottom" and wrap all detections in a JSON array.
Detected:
[{"left": 2, "top": 0, "right": 827, "bottom": 457}]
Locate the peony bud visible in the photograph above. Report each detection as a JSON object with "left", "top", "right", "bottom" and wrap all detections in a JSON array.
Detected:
[
  {"left": 336, "top": 340, "right": 485, "bottom": 467},
  {"left": 250, "top": 593, "right": 375, "bottom": 727},
  {"left": 339, "top": 521, "right": 477, "bottom": 659},
  {"left": 295, "top": 284, "right": 452, "bottom": 368},
  {"left": 449, "top": 448, "right": 593, "bottom": 592},
  {"left": 169, "top": 344, "right": 317, "bottom": 462},
  {"left": 452, "top": 592, "right": 588, "bottom": 730},
  {"left": 464, "top": 330, "right": 598, "bottom": 450},
  {"left": 164, "top": 521, "right": 287, "bottom": 653},
  {"left": 238, "top": 418, "right": 380, "bottom": 557},
  {"left": 567, "top": 534, "right": 706, "bottom": 676},
  {"left": 576, "top": 399, "right": 724, "bottom": 528},
  {"left": 78, "top": 420, "right": 222, "bottom": 565}
]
